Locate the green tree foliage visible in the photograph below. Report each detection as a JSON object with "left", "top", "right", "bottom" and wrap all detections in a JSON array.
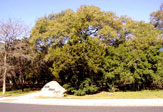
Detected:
[
  {"left": 48, "top": 38, "right": 105, "bottom": 95},
  {"left": 103, "top": 44, "right": 163, "bottom": 91},
  {"left": 30, "top": 5, "right": 122, "bottom": 95},
  {"left": 30, "top": 6, "right": 122, "bottom": 48},
  {"left": 27, "top": 53, "right": 54, "bottom": 86},
  {"left": 150, "top": 3, "right": 163, "bottom": 29},
  {"left": 30, "top": 5, "right": 163, "bottom": 95},
  {"left": 8, "top": 38, "right": 35, "bottom": 91},
  {"left": 103, "top": 20, "right": 163, "bottom": 91},
  {"left": 103, "top": 44, "right": 134, "bottom": 91}
]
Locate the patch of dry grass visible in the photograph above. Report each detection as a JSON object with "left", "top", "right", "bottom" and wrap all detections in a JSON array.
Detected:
[{"left": 66, "top": 90, "right": 163, "bottom": 99}]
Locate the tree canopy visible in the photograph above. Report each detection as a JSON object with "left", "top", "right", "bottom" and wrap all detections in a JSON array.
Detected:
[
  {"left": 29, "top": 5, "right": 163, "bottom": 95},
  {"left": 150, "top": 3, "right": 163, "bottom": 29}
]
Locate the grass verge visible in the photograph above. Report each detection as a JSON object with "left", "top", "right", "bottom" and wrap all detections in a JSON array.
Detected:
[
  {"left": 66, "top": 90, "right": 163, "bottom": 99},
  {"left": 0, "top": 89, "right": 37, "bottom": 97},
  {"left": 1, "top": 89, "right": 163, "bottom": 99}
]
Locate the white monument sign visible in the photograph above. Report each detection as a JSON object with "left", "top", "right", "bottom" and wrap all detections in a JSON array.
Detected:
[{"left": 41, "top": 81, "right": 66, "bottom": 97}]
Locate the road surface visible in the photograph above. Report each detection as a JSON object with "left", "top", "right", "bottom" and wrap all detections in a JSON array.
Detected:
[{"left": 0, "top": 103, "right": 163, "bottom": 112}]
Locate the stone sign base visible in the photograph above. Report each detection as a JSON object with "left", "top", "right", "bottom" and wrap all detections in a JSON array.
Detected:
[{"left": 41, "top": 81, "right": 66, "bottom": 97}]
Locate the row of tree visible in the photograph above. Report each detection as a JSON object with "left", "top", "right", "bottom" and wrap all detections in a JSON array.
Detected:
[
  {"left": 0, "top": 19, "right": 54, "bottom": 94},
  {"left": 0, "top": 5, "right": 163, "bottom": 95}
]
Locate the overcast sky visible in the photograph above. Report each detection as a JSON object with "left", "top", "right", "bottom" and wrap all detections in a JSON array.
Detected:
[{"left": 0, "top": 0, "right": 162, "bottom": 28}]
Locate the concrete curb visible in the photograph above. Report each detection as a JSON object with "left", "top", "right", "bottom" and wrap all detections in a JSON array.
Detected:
[{"left": 1, "top": 98, "right": 163, "bottom": 106}]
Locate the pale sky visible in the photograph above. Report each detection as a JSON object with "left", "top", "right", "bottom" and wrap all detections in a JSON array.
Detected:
[{"left": 0, "top": 0, "right": 162, "bottom": 28}]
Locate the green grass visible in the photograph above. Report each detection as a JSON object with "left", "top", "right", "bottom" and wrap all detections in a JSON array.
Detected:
[
  {"left": 0, "top": 89, "right": 37, "bottom": 97},
  {"left": 65, "top": 90, "right": 163, "bottom": 99},
  {"left": 1, "top": 89, "right": 163, "bottom": 99}
]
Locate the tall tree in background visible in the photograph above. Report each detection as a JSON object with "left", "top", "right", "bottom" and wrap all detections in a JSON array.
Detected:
[
  {"left": 30, "top": 6, "right": 122, "bottom": 50},
  {"left": 9, "top": 38, "right": 35, "bottom": 91},
  {"left": 30, "top": 6, "right": 122, "bottom": 95},
  {"left": 0, "top": 18, "right": 28, "bottom": 94},
  {"left": 30, "top": 5, "right": 163, "bottom": 95},
  {"left": 103, "top": 20, "right": 163, "bottom": 91},
  {"left": 150, "top": 3, "right": 163, "bottom": 29}
]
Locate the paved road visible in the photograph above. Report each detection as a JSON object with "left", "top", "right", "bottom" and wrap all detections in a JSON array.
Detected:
[{"left": 0, "top": 103, "right": 163, "bottom": 112}]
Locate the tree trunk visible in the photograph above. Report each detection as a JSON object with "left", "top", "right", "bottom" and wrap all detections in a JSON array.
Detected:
[
  {"left": 19, "top": 65, "right": 24, "bottom": 92},
  {"left": 2, "top": 50, "right": 7, "bottom": 95}
]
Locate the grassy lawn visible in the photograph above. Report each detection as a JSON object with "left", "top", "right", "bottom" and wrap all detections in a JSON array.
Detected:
[
  {"left": 0, "top": 89, "right": 37, "bottom": 97},
  {"left": 65, "top": 90, "right": 163, "bottom": 99},
  {"left": 1, "top": 89, "right": 163, "bottom": 99}
]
